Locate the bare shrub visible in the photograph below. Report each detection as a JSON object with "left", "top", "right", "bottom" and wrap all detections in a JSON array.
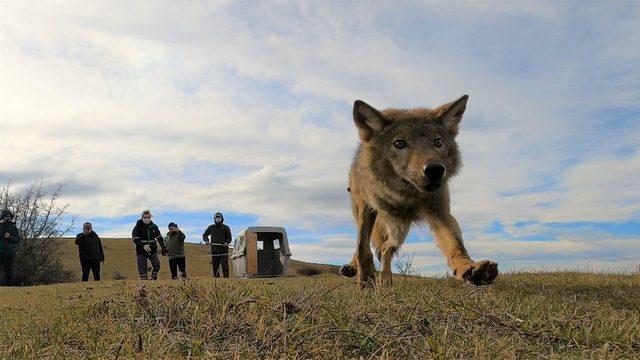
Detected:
[
  {"left": 1, "top": 181, "right": 75, "bottom": 285},
  {"left": 394, "top": 251, "right": 417, "bottom": 277},
  {"left": 296, "top": 266, "right": 322, "bottom": 277}
]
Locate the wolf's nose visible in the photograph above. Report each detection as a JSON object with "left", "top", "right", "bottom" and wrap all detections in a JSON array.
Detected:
[{"left": 423, "top": 164, "right": 445, "bottom": 181}]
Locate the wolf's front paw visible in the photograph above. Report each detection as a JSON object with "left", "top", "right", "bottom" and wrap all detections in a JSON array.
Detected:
[
  {"left": 459, "top": 260, "right": 498, "bottom": 286},
  {"left": 357, "top": 271, "right": 376, "bottom": 289},
  {"left": 339, "top": 264, "right": 357, "bottom": 278}
]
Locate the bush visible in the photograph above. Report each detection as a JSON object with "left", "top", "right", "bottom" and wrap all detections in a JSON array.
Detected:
[
  {"left": 1, "top": 182, "right": 75, "bottom": 286},
  {"left": 14, "top": 238, "right": 75, "bottom": 285},
  {"left": 296, "top": 266, "right": 322, "bottom": 277}
]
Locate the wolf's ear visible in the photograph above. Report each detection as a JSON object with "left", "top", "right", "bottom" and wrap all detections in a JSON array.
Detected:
[
  {"left": 353, "top": 100, "right": 389, "bottom": 141},
  {"left": 434, "top": 95, "right": 468, "bottom": 136}
]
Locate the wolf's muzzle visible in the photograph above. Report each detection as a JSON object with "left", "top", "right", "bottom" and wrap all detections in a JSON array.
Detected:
[{"left": 423, "top": 163, "right": 445, "bottom": 183}]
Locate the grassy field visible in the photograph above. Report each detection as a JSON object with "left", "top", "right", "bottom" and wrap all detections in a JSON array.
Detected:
[
  {"left": 0, "top": 271, "right": 638, "bottom": 359},
  {"left": 58, "top": 238, "right": 338, "bottom": 280}
]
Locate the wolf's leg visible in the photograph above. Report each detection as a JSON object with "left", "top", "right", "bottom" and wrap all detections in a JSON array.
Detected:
[
  {"left": 428, "top": 214, "right": 498, "bottom": 285},
  {"left": 355, "top": 205, "right": 377, "bottom": 288},
  {"left": 341, "top": 190, "right": 363, "bottom": 278},
  {"left": 377, "top": 215, "right": 410, "bottom": 287},
  {"left": 370, "top": 220, "right": 386, "bottom": 261}
]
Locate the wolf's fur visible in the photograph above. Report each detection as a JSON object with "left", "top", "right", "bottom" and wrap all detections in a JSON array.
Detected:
[{"left": 341, "top": 95, "right": 498, "bottom": 287}]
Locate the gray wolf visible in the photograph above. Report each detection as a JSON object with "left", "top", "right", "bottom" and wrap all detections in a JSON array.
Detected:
[{"left": 340, "top": 95, "right": 498, "bottom": 287}]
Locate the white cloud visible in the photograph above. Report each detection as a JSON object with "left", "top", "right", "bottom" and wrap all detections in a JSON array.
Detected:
[{"left": 1, "top": 1, "right": 639, "bottom": 271}]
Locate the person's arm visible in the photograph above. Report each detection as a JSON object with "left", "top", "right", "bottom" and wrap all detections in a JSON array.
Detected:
[
  {"left": 225, "top": 226, "right": 232, "bottom": 245},
  {"left": 12, "top": 227, "right": 20, "bottom": 243},
  {"left": 96, "top": 234, "right": 105, "bottom": 262},
  {"left": 9, "top": 226, "right": 20, "bottom": 244},
  {"left": 202, "top": 226, "right": 211, "bottom": 243},
  {"left": 178, "top": 230, "right": 186, "bottom": 243},
  {"left": 1, "top": 225, "right": 8, "bottom": 242},
  {"left": 75, "top": 233, "right": 83, "bottom": 246},
  {"left": 154, "top": 226, "right": 166, "bottom": 249},
  {"left": 132, "top": 226, "right": 141, "bottom": 246}
]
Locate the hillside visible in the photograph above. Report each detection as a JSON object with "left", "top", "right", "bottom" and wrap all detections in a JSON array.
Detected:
[
  {"left": 1, "top": 272, "right": 639, "bottom": 358},
  {"left": 58, "top": 238, "right": 338, "bottom": 280}
]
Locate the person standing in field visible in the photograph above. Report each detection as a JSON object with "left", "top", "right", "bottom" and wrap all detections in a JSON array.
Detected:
[
  {"left": 0, "top": 210, "right": 20, "bottom": 286},
  {"left": 202, "top": 212, "right": 232, "bottom": 278},
  {"left": 74, "top": 222, "right": 105, "bottom": 282},
  {"left": 132, "top": 210, "right": 167, "bottom": 280},
  {"left": 165, "top": 222, "right": 187, "bottom": 279}
]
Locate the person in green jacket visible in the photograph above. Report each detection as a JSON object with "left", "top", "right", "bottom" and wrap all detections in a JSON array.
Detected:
[
  {"left": 0, "top": 210, "right": 21, "bottom": 286},
  {"left": 165, "top": 222, "right": 187, "bottom": 279}
]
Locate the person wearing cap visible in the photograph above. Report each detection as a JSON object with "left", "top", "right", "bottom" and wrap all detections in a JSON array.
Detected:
[
  {"left": 0, "top": 210, "right": 20, "bottom": 286},
  {"left": 165, "top": 222, "right": 187, "bottom": 279},
  {"left": 132, "top": 209, "right": 167, "bottom": 280},
  {"left": 202, "top": 212, "right": 232, "bottom": 278},
  {"left": 74, "top": 222, "right": 105, "bottom": 282}
]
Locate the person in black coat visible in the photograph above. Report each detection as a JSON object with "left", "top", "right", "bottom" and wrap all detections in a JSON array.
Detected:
[
  {"left": 202, "top": 212, "right": 232, "bottom": 278},
  {"left": 75, "top": 222, "right": 105, "bottom": 281},
  {"left": 1, "top": 210, "right": 21, "bottom": 286},
  {"left": 132, "top": 209, "right": 167, "bottom": 280}
]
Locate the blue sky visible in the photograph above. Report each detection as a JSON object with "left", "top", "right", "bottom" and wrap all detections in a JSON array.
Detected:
[{"left": 1, "top": 1, "right": 639, "bottom": 274}]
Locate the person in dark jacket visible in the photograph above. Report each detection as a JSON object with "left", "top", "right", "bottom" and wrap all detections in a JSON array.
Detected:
[
  {"left": 165, "top": 222, "right": 187, "bottom": 279},
  {"left": 202, "top": 212, "right": 232, "bottom": 278},
  {"left": 0, "top": 210, "right": 20, "bottom": 286},
  {"left": 75, "top": 222, "right": 105, "bottom": 281},
  {"left": 132, "top": 209, "right": 167, "bottom": 280}
]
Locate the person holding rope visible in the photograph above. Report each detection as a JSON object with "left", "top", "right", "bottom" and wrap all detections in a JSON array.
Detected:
[
  {"left": 132, "top": 209, "right": 167, "bottom": 280},
  {"left": 202, "top": 212, "right": 232, "bottom": 278}
]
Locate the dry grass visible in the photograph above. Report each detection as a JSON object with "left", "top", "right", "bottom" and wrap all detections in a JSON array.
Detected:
[{"left": 0, "top": 271, "right": 638, "bottom": 359}]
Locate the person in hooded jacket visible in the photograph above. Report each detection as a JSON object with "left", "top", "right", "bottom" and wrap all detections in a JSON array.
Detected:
[
  {"left": 75, "top": 222, "right": 105, "bottom": 281},
  {"left": 165, "top": 222, "right": 187, "bottom": 279},
  {"left": 0, "top": 210, "right": 20, "bottom": 286},
  {"left": 202, "top": 212, "right": 232, "bottom": 278},
  {"left": 132, "top": 209, "right": 167, "bottom": 280}
]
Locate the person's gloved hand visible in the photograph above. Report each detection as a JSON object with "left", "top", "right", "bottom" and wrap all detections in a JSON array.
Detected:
[
  {"left": 161, "top": 247, "right": 168, "bottom": 256},
  {"left": 143, "top": 244, "right": 152, "bottom": 253}
]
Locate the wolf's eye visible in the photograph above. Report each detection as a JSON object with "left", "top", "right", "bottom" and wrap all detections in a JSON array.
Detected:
[
  {"left": 434, "top": 138, "right": 444, "bottom": 148},
  {"left": 393, "top": 139, "right": 407, "bottom": 149}
]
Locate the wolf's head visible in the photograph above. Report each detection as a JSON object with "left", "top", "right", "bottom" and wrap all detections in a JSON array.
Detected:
[{"left": 353, "top": 95, "right": 468, "bottom": 193}]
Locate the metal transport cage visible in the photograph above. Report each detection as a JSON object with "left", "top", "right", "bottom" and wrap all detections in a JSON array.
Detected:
[{"left": 231, "top": 226, "right": 291, "bottom": 278}]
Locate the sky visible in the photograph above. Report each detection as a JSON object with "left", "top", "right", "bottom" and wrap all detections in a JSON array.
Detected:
[{"left": 1, "top": 1, "right": 639, "bottom": 275}]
